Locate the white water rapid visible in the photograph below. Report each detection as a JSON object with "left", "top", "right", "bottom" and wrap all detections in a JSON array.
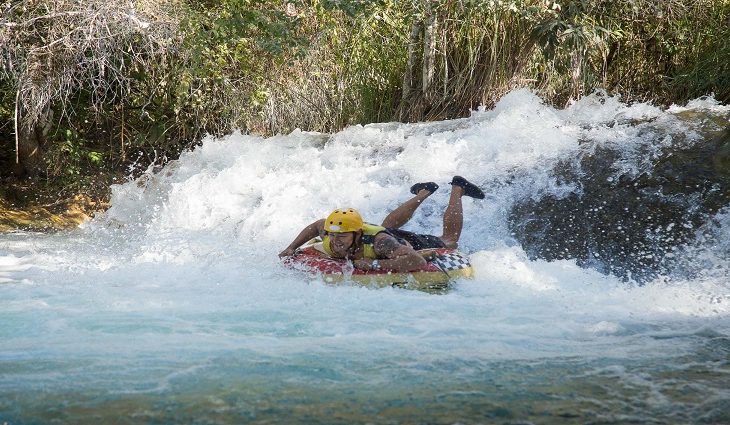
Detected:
[{"left": 2, "top": 90, "right": 729, "bottom": 424}]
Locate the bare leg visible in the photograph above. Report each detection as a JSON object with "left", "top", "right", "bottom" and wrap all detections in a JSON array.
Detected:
[
  {"left": 381, "top": 190, "right": 432, "bottom": 229},
  {"left": 440, "top": 185, "right": 465, "bottom": 249}
]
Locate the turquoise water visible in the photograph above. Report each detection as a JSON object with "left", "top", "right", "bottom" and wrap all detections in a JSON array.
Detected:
[
  {"left": 2, "top": 90, "right": 729, "bottom": 423},
  {"left": 4, "top": 356, "right": 728, "bottom": 423}
]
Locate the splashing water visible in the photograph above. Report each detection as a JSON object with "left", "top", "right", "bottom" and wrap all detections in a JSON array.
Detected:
[{"left": 2, "top": 90, "right": 729, "bottom": 424}]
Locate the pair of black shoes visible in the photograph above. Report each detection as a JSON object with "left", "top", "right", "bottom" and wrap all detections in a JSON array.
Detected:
[{"left": 409, "top": 176, "right": 485, "bottom": 199}]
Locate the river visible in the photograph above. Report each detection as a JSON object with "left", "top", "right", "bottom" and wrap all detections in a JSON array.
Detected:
[{"left": 1, "top": 89, "right": 729, "bottom": 424}]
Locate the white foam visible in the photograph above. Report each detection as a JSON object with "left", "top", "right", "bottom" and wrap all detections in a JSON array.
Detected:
[{"left": 1, "top": 89, "right": 729, "bottom": 375}]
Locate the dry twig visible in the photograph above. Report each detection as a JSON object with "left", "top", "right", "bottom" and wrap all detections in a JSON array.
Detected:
[{"left": 1, "top": 0, "right": 181, "bottom": 138}]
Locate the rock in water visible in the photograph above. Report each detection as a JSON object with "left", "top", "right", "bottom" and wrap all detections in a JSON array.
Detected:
[{"left": 509, "top": 121, "right": 730, "bottom": 282}]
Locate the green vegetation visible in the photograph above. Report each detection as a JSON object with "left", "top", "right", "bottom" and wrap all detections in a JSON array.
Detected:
[{"left": 1, "top": 0, "right": 729, "bottom": 214}]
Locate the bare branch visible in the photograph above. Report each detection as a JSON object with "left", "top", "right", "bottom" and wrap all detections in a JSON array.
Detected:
[
  {"left": 1, "top": 0, "right": 182, "bottom": 132},
  {"left": 1, "top": 11, "right": 85, "bottom": 28},
  {"left": 14, "top": 88, "right": 19, "bottom": 164}
]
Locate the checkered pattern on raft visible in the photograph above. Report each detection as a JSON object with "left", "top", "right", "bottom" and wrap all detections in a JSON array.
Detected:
[{"left": 432, "top": 252, "right": 471, "bottom": 271}]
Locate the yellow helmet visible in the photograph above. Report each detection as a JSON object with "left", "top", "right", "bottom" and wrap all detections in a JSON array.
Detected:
[{"left": 324, "top": 208, "right": 363, "bottom": 233}]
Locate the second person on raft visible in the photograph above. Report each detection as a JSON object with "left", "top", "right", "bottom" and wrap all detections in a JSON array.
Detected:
[{"left": 278, "top": 176, "right": 485, "bottom": 272}]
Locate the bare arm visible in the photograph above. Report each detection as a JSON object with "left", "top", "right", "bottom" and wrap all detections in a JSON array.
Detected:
[
  {"left": 354, "top": 233, "right": 426, "bottom": 272},
  {"left": 279, "top": 219, "right": 325, "bottom": 258}
]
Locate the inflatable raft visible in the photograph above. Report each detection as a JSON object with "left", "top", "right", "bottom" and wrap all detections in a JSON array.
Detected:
[{"left": 283, "top": 240, "right": 473, "bottom": 291}]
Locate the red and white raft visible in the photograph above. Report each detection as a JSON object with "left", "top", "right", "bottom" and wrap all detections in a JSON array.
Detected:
[{"left": 283, "top": 239, "right": 473, "bottom": 290}]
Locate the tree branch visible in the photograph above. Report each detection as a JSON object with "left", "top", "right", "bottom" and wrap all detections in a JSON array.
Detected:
[
  {"left": 2, "top": 11, "right": 84, "bottom": 28},
  {"left": 14, "top": 88, "right": 20, "bottom": 164}
]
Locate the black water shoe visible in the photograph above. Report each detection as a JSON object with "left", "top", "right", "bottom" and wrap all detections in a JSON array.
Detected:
[
  {"left": 410, "top": 182, "right": 439, "bottom": 195},
  {"left": 450, "top": 176, "right": 485, "bottom": 199}
]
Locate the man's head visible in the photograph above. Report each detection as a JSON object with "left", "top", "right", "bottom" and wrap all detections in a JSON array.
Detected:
[{"left": 324, "top": 208, "right": 363, "bottom": 258}]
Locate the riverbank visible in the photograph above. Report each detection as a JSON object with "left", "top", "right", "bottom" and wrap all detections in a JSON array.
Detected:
[{"left": 0, "top": 181, "right": 110, "bottom": 232}]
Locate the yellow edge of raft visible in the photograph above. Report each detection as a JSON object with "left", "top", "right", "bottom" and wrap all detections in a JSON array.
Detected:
[
  {"left": 319, "top": 268, "right": 474, "bottom": 290},
  {"left": 304, "top": 239, "right": 474, "bottom": 290}
]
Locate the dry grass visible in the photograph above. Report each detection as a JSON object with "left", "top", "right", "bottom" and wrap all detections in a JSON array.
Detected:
[{"left": 1, "top": 0, "right": 181, "bottom": 133}]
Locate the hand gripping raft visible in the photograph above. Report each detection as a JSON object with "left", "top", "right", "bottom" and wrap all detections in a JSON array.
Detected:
[{"left": 283, "top": 239, "right": 473, "bottom": 291}]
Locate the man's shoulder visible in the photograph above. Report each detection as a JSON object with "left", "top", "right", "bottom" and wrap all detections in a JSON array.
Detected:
[
  {"left": 373, "top": 231, "right": 398, "bottom": 242},
  {"left": 372, "top": 232, "right": 409, "bottom": 255}
]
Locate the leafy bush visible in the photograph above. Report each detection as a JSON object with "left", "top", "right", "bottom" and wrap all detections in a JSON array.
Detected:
[{"left": 1, "top": 0, "right": 728, "bottom": 199}]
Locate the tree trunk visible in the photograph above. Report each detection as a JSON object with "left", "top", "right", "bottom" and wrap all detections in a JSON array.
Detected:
[
  {"left": 422, "top": 1, "right": 437, "bottom": 97},
  {"left": 14, "top": 103, "right": 52, "bottom": 178},
  {"left": 399, "top": 21, "right": 422, "bottom": 121}
]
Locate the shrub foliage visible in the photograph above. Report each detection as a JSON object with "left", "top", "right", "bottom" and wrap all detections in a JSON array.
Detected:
[{"left": 1, "top": 0, "right": 728, "bottom": 189}]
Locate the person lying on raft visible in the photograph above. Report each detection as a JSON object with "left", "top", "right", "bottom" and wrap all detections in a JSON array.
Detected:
[{"left": 278, "top": 176, "right": 484, "bottom": 272}]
